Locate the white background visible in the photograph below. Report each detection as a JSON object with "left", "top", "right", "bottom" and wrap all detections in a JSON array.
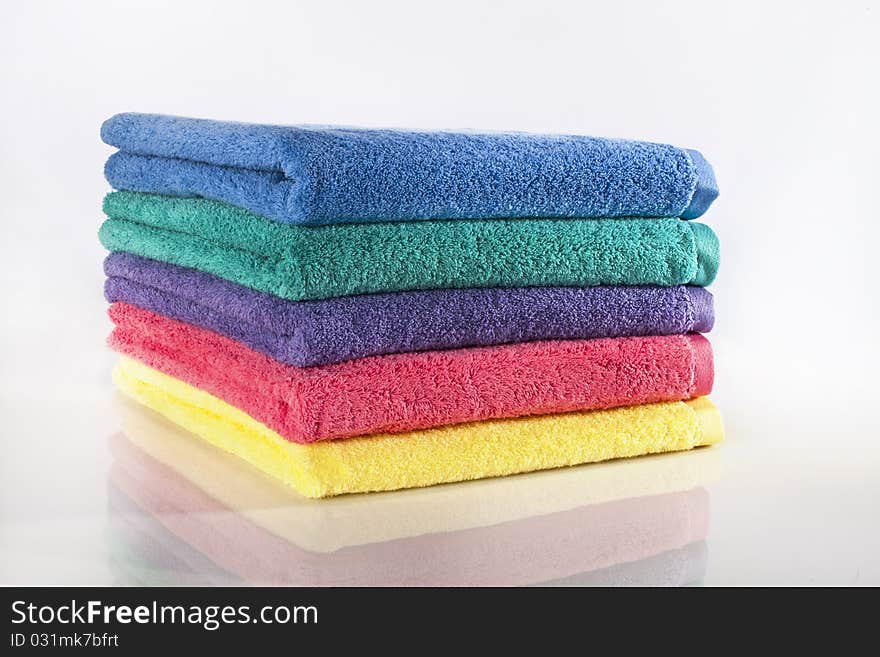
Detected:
[{"left": 1, "top": 0, "right": 879, "bottom": 584}]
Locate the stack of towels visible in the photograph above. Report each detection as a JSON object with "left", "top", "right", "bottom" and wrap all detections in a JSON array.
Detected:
[{"left": 100, "top": 113, "right": 723, "bottom": 499}]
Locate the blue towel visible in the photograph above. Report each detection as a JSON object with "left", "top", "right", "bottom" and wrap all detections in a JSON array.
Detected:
[{"left": 102, "top": 113, "right": 718, "bottom": 226}]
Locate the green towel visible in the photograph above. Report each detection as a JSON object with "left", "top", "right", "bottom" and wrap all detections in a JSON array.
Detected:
[{"left": 99, "top": 191, "right": 719, "bottom": 302}]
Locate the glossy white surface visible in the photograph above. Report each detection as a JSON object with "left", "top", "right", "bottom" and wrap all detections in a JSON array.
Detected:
[{"left": 1, "top": 0, "right": 878, "bottom": 585}]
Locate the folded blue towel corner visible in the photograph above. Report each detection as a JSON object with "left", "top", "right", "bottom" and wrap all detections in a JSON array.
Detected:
[{"left": 101, "top": 113, "right": 718, "bottom": 226}]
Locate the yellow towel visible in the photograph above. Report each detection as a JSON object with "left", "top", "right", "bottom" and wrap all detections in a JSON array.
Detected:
[
  {"left": 114, "top": 357, "right": 724, "bottom": 499},
  {"left": 115, "top": 395, "right": 723, "bottom": 552}
]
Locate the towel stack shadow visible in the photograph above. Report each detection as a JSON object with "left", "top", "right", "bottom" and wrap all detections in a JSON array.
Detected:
[{"left": 99, "top": 113, "right": 723, "bottom": 499}]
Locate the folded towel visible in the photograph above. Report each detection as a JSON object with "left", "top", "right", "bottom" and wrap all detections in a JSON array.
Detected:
[
  {"left": 105, "top": 252, "right": 715, "bottom": 367},
  {"left": 538, "top": 541, "right": 708, "bottom": 587},
  {"left": 109, "top": 441, "right": 710, "bottom": 585},
  {"left": 102, "top": 113, "right": 719, "bottom": 225},
  {"left": 109, "top": 303, "right": 714, "bottom": 442},
  {"left": 99, "top": 192, "right": 720, "bottom": 301},
  {"left": 114, "top": 395, "right": 723, "bottom": 552},
  {"left": 113, "top": 356, "right": 724, "bottom": 497}
]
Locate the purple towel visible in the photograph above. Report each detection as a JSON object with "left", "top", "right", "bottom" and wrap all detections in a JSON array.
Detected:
[{"left": 104, "top": 253, "right": 714, "bottom": 367}]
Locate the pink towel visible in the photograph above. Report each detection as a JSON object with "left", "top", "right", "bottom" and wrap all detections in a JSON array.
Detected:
[{"left": 108, "top": 302, "right": 713, "bottom": 443}]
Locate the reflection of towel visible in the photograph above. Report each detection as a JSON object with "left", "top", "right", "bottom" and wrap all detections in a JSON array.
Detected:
[
  {"left": 538, "top": 542, "right": 708, "bottom": 587},
  {"left": 99, "top": 192, "right": 720, "bottom": 301},
  {"left": 109, "top": 303, "right": 714, "bottom": 442},
  {"left": 108, "top": 506, "right": 708, "bottom": 586},
  {"left": 106, "top": 484, "right": 237, "bottom": 586},
  {"left": 114, "top": 396, "right": 723, "bottom": 552},
  {"left": 107, "top": 442, "right": 711, "bottom": 586},
  {"left": 102, "top": 113, "right": 718, "bottom": 225},
  {"left": 113, "top": 357, "right": 723, "bottom": 497},
  {"left": 105, "top": 253, "right": 715, "bottom": 367}
]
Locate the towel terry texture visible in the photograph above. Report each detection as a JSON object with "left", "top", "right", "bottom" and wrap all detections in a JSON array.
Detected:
[
  {"left": 109, "top": 440, "right": 710, "bottom": 585},
  {"left": 102, "top": 113, "right": 719, "bottom": 225},
  {"left": 99, "top": 192, "right": 720, "bottom": 301},
  {"left": 114, "top": 395, "right": 723, "bottom": 552},
  {"left": 108, "top": 302, "right": 714, "bottom": 443},
  {"left": 112, "top": 356, "right": 724, "bottom": 497},
  {"left": 104, "top": 252, "right": 715, "bottom": 367}
]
